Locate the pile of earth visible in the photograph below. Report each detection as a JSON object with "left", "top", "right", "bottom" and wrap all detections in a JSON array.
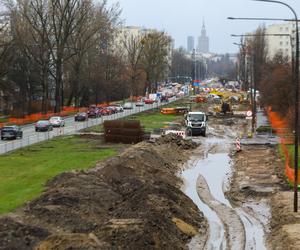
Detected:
[
  {"left": 0, "top": 136, "right": 207, "bottom": 250},
  {"left": 155, "top": 133, "right": 198, "bottom": 150}
]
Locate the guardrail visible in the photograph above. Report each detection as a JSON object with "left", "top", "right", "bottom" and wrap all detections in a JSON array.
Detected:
[{"left": 0, "top": 97, "right": 179, "bottom": 154}]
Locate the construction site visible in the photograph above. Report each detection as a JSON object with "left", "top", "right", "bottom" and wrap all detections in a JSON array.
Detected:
[{"left": 0, "top": 91, "right": 300, "bottom": 250}]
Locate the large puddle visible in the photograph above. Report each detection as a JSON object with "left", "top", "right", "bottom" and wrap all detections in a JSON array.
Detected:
[
  {"left": 182, "top": 150, "right": 230, "bottom": 249},
  {"left": 181, "top": 136, "right": 269, "bottom": 250}
]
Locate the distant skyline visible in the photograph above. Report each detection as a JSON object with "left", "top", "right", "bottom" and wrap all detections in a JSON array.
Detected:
[{"left": 108, "top": 0, "right": 300, "bottom": 54}]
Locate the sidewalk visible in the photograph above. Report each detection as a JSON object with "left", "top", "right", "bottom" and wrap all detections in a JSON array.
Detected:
[{"left": 241, "top": 110, "right": 280, "bottom": 146}]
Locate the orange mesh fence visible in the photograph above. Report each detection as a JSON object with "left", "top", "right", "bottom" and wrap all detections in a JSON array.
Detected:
[
  {"left": 267, "top": 107, "right": 299, "bottom": 185},
  {"left": 267, "top": 107, "right": 290, "bottom": 135},
  {"left": 0, "top": 106, "right": 87, "bottom": 128},
  {"left": 0, "top": 103, "right": 110, "bottom": 128}
]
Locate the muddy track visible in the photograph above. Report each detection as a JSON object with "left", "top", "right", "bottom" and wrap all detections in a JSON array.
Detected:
[
  {"left": 181, "top": 117, "right": 270, "bottom": 250},
  {"left": 197, "top": 175, "right": 245, "bottom": 250}
]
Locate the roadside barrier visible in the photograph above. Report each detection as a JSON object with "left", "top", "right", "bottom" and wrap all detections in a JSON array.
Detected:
[
  {"left": 235, "top": 137, "right": 241, "bottom": 152},
  {"left": 266, "top": 107, "right": 299, "bottom": 185}
]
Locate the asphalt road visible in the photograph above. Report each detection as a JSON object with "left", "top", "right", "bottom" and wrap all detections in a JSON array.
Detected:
[{"left": 0, "top": 97, "right": 178, "bottom": 154}]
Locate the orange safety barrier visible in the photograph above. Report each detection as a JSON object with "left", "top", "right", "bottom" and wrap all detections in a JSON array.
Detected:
[
  {"left": 267, "top": 107, "right": 300, "bottom": 185},
  {"left": 0, "top": 106, "right": 86, "bottom": 128},
  {"left": 161, "top": 108, "right": 177, "bottom": 115}
]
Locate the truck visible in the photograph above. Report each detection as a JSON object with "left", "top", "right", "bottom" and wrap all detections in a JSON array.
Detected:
[{"left": 184, "top": 111, "right": 207, "bottom": 136}]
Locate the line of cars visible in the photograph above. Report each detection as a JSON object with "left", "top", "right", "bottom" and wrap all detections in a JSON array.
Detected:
[
  {"left": 35, "top": 116, "right": 66, "bottom": 132},
  {"left": 0, "top": 116, "right": 66, "bottom": 140},
  {"left": 0, "top": 97, "right": 170, "bottom": 141},
  {"left": 75, "top": 105, "right": 125, "bottom": 121}
]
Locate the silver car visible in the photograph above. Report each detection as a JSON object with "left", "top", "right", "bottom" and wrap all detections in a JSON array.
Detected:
[{"left": 49, "top": 116, "right": 65, "bottom": 127}]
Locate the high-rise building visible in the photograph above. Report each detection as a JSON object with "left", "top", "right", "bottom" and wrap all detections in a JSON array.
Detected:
[
  {"left": 187, "top": 36, "right": 194, "bottom": 53},
  {"left": 197, "top": 21, "right": 209, "bottom": 53}
]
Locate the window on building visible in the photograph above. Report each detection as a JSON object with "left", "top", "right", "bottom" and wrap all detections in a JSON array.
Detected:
[
  {"left": 286, "top": 41, "right": 289, "bottom": 46},
  {"left": 280, "top": 41, "right": 283, "bottom": 46},
  {"left": 286, "top": 27, "right": 289, "bottom": 32},
  {"left": 280, "top": 27, "right": 283, "bottom": 31}
]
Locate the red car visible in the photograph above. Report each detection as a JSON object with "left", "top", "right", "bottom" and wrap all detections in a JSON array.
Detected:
[
  {"left": 144, "top": 99, "right": 155, "bottom": 104},
  {"left": 100, "top": 107, "right": 112, "bottom": 116}
]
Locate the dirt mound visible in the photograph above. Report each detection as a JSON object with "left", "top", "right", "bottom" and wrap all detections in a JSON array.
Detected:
[
  {"left": 155, "top": 133, "right": 198, "bottom": 149},
  {"left": 0, "top": 140, "right": 206, "bottom": 249}
]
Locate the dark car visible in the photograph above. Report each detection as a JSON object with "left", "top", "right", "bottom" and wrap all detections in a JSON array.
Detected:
[
  {"left": 1, "top": 125, "right": 23, "bottom": 140},
  {"left": 161, "top": 96, "right": 169, "bottom": 102},
  {"left": 74, "top": 112, "right": 88, "bottom": 122},
  {"left": 35, "top": 120, "right": 53, "bottom": 132},
  {"left": 87, "top": 107, "right": 101, "bottom": 118}
]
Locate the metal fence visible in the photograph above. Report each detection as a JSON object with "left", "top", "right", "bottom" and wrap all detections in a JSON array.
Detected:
[{"left": 0, "top": 97, "right": 179, "bottom": 154}]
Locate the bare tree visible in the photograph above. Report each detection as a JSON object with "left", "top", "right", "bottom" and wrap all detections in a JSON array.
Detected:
[
  {"left": 170, "top": 47, "right": 195, "bottom": 79},
  {"left": 120, "top": 32, "right": 146, "bottom": 96},
  {"left": 141, "top": 31, "right": 171, "bottom": 93},
  {"left": 65, "top": 0, "right": 121, "bottom": 106}
]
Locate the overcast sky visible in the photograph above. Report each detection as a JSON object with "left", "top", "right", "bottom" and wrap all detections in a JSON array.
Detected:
[{"left": 108, "top": 0, "right": 300, "bottom": 54}]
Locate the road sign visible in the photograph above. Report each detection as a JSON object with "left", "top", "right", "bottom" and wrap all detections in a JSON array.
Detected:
[{"left": 246, "top": 110, "right": 252, "bottom": 117}]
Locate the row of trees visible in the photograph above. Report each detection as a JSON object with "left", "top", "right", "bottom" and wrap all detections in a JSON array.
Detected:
[
  {"left": 170, "top": 47, "right": 237, "bottom": 82},
  {"left": 0, "top": 0, "right": 171, "bottom": 115},
  {"left": 237, "top": 25, "right": 294, "bottom": 127}
]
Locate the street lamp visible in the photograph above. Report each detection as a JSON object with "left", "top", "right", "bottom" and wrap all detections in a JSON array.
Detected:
[{"left": 229, "top": 0, "right": 300, "bottom": 212}]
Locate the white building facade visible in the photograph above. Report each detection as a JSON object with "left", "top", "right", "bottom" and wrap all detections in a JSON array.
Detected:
[{"left": 265, "top": 22, "right": 296, "bottom": 60}]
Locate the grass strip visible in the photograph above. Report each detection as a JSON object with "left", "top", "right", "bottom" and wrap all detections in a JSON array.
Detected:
[{"left": 0, "top": 135, "right": 117, "bottom": 214}]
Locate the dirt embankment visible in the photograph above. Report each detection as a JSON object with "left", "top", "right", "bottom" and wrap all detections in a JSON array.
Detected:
[
  {"left": 0, "top": 135, "right": 208, "bottom": 250},
  {"left": 229, "top": 144, "right": 300, "bottom": 249}
]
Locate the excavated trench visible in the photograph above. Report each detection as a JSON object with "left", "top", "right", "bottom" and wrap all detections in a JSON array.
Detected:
[{"left": 181, "top": 118, "right": 270, "bottom": 250}]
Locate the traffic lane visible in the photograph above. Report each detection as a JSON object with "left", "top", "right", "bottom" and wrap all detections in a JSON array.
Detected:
[
  {"left": 0, "top": 115, "right": 76, "bottom": 145},
  {"left": 0, "top": 103, "right": 154, "bottom": 145},
  {"left": 0, "top": 100, "right": 170, "bottom": 151}
]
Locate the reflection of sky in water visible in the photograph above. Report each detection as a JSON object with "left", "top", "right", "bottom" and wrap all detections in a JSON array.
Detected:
[{"left": 182, "top": 152, "right": 231, "bottom": 250}]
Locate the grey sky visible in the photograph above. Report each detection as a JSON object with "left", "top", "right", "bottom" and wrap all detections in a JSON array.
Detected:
[{"left": 108, "top": 0, "right": 300, "bottom": 54}]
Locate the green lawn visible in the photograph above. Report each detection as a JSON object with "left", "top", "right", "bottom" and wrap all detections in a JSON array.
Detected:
[
  {"left": 278, "top": 144, "right": 300, "bottom": 168},
  {"left": 125, "top": 110, "right": 180, "bottom": 131},
  {"left": 0, "top": 135, "right": 117, "bottom": 214},
  {"left": 82, "top": 99, "right": 191, "bottom": 133}
]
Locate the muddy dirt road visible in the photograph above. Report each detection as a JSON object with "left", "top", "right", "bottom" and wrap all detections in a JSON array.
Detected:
[{"left": 181, "top": 117, "right": 274, "bottom": 250}]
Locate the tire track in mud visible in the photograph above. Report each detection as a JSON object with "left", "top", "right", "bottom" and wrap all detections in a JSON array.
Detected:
[
  {"left": 182, "top": 118, "right": 269, "bottom": 250},
  {"left": 197, "top": 175, "right": 245, "bottom": 250}
]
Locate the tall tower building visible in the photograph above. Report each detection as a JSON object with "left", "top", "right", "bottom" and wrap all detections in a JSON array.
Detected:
[
  {"left": 187, "top": 36, "right": 194, "bottom": 53},
  {"left": 197, "top": 21, "right": 209, "bottom": 53}
]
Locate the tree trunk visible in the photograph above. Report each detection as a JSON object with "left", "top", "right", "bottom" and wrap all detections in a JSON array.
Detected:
[{"left": 54, "top": 58, "right": 62, "bottom": 113}]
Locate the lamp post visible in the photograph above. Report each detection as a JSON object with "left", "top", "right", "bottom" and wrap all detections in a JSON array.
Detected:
[{"left": 229, "top": 0, "right": 299, "bottom": 212}]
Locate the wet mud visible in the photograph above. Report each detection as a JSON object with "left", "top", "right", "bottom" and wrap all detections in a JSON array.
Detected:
[{"left": 181, "top": 117, "right": 273, "bottom": 250}]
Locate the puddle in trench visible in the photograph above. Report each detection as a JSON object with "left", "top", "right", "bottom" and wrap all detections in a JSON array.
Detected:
[
  {"left": 182, "top": 151, "right": 231, "bottom": 249},
  {"left": 181, "top": 136, "right": 270, "bottom": 250}
]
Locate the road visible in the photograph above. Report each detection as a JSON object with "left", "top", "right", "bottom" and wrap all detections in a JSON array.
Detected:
[{"left": 0, "top": 98, "right": 177, "bottom": 154}]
